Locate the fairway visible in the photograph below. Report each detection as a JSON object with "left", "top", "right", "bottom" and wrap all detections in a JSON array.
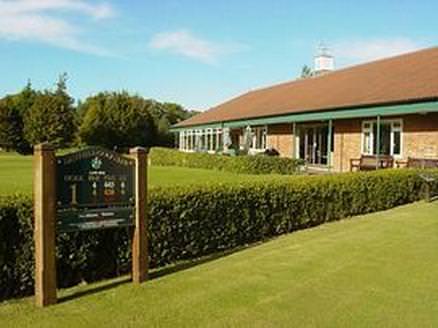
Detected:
[
  {"left": 0, "top": 152, "right": 281, "bottom": 194},
  {"left": 1, "top": 201, "right": 437, "bottom": 327}
]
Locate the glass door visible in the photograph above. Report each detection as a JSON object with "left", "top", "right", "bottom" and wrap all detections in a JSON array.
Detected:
[{"left": 299, "top": 125, "right": 330, "bottom": 165}]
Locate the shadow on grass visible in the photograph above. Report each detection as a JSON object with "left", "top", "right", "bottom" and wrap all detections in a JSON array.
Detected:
[
  {"left": 58, "top": 242, "right": 263, "bottom": 304},
  {"left": 58, "top": 277, "right": 132, "bottom": 304}
]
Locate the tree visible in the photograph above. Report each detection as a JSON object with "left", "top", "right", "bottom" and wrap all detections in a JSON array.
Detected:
[
  {"left": 0, "top": 82, "right": 35, "bottom": 154},
  {"left": 300, "top": 65, "right": 313, "bottom": 79},
  {"left": 155, "top": 102, "right": 200, "bottom": 147},
  {"left": 162, "top": 102, "right": 199, "bottom": 125},
  {"left": 24, "top": 74, "right": 76, "bottom": 148},
  {"left": 79, "top": 92, "right": 157, "bottom": 149}
]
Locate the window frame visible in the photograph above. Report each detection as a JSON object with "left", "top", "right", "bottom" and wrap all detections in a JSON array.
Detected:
[
  {"left": 250, "top": 125, "right": 268, "bottom": 151},
  {"left": 361, "top": 119, "right": 403, "bottom": 158}
]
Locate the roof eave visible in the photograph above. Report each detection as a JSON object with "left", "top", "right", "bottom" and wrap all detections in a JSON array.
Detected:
[{"left": 170, "top": 99, "right": 438, "bottom": 132}]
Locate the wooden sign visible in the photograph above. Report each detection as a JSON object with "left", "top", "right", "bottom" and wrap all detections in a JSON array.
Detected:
[
  {"left": 33, "top": 144, "right": 148, "bottom": 307},
  {"left": 56, "top": 147, "right": 135, "bottom": 232}
]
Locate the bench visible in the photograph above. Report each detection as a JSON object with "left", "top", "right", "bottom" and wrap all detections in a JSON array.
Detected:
[
  {"left": 350, "top": 155, "right": 394, "bottom": 172},
  {"left": 396, "top": 157, "right": 438, "bottom": 169}
]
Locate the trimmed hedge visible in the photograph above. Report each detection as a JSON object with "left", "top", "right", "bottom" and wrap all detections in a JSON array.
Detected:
[
  {"left": 1, "top": 169, "right": 437, "bottom": 300},
  {"left": 150, "top": 147, "right": 304, "bottom": 175}
]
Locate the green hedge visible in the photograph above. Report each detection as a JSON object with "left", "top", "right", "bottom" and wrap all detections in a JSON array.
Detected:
[
  {"left": 150, "top": 147, "right": 304, "bottom": 174},
  {"left": 1, "top": 169, "right": 437, "bottom": 300}
]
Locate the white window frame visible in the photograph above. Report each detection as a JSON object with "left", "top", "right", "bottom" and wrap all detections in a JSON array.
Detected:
[
  {"left": 361, "top": 119, "right": 403, "bottom": 158},
  {"left": 250, "top": 125, "right": 268, "bottom": 151},
  {"left": 216, "top": 128, "right": 222, "bottom": 151},
  {"left": 206, "top": 128, "right": 214, "bottom": 153},
  {"left": 186, "top": 130, "right": 194, "bottom": 152}
]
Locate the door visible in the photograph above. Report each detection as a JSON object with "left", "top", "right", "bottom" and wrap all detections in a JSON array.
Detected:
[{"left": 299, "top": 125, "right": 330, "bottom": 165}]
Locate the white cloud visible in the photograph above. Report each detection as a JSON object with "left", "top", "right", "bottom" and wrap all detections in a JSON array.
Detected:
[
  {"left": 0, "top": 0, "right": 114, "bottom": 55},
  {"left": 149, "top": 30, "right": 246, "bottom": 64},
  {"left": 333, "top": 38, "right": 424, "bottom": 66}
]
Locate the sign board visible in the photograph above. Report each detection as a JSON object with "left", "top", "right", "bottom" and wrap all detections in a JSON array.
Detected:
[
  {"left": 56, "top": 147, "right": 135, "bottom": 232},
  {"left": 33, "top": 144, "right": 148, "bottom": 307}
]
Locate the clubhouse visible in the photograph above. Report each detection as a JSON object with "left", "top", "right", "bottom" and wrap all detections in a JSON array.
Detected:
[{"left": 172, "top": 47, "right": 438, "bottom": 172}]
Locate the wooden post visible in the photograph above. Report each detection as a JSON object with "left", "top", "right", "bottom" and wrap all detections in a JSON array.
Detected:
[
  {"left": 130, "top": 147, "right": 148, "bottom": 283},
  {"left": 34, "top": 143, "right": 57, "bottom": 307}
]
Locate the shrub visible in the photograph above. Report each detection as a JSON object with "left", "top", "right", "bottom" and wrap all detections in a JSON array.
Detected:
[
  {"left": 0, "top": 169, "right": 437, "bottom": 300},
  {"left": 150, "top": 147, "right": 304, "bottom": 174}
]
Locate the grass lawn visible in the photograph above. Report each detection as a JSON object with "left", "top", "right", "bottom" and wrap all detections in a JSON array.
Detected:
[
  {"left": 0, "top": 152, "right": 282, "bottom": 195},
  {"left": 1, "top": 201, "right": 437, "bottom": 327}
]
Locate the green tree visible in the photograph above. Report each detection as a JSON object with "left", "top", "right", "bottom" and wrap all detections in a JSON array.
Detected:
[
  {"left": 24, "top": 74, "right": 76, "bottom": 148},
  {"left": 0, "top": 82, "right": 35, "bottom": 154},
  {"left": 300, "top": 65, "right": 313, "bottom": 78},
  {"left": 79, "top": 91, "right": 157, "bottom": 149},
  {"left": 155, "top": 102, "right": 200, "bottom": 147}
]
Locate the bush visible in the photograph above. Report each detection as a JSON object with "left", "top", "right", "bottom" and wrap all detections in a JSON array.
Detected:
[
  {"left": 1, "top": 169, "right": 437, "bottom": 300},
  {"left": 150, "top": 147, "right": 304, "bottom": 174}
]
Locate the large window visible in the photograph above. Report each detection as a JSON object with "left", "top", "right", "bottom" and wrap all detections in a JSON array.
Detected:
[
  {"left": 180, "top": 130, "right": 195, "bottom": 152},
  {"left": 362, "top": 119, "right": 402, "bottom": 157},
  {"left": 180, "top": 128, "right": 224, "bottom": 152},
  {"left": 250, "top": 126, "right": 267, "bottom": 150}
]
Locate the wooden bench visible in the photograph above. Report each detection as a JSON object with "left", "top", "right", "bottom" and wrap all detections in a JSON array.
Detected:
[
  {"left": 350, "top": 155, "right": 394, "bottom": 172},
  {"left": 396, "top": 157, "right": 438, "bottom": 169}
]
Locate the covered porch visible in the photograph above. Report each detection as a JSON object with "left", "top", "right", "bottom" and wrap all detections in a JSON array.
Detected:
[{"left": 172, "top": 101, "right": 438, "bottom": 173}]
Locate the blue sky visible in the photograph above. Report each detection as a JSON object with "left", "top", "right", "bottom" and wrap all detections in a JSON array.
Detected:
[{"left": 0, "top": 0, "right": 437, "bottom": 110}]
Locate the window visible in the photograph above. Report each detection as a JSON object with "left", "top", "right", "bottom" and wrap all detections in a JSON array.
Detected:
[
  {"left": 250, "top": 126, "right": 267, "bottom": 150},
  {"left": 211, "top": 129, "right": 217, "bottom": 151},
  {"left": 361, "top": 119, "right": 403, "bottom": 157},
  {"left": 362, "top": 123, "right": 372, "bottom": 155},
  {"left": 184, "top": 130, "right": 194, "bottom": 151},
  {"left": 217, "top": 129, "right": 223, "bottom": 150},
  {"left": 206, "top": 129, "right": 212, "bottom": 151}
]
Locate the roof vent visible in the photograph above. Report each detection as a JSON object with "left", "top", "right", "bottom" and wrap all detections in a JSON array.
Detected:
[{"left": 314, "top": 42, "right": 334, "bottom": 75}]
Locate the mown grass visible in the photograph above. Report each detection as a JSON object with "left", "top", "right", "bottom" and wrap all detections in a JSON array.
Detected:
[
  {"left": 1, "top": 201, "right": 438, "bottom": 327},
  {"left": 0, "top": 152, "right": 284, "bottom": 195}
]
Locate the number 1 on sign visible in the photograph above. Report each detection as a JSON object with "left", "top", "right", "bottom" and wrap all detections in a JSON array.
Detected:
[{"left": 70, "top": 183, "right": 78, "bottom": 205}]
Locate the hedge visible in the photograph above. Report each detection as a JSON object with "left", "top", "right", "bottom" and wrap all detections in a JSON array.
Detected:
[
  {"left": 0, "top": 169, "right": 437, "bottom": 300},
  {"left": 149, "top": 147, "right": 304, "bottom": 175}
]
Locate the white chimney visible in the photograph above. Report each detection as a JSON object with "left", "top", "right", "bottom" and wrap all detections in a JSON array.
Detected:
[{"left": 314, "top": 43, "right": 334, "bottom": 75}]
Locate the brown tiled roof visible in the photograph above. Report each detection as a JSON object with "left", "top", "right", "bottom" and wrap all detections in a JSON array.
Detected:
[{"left": 176, "top": 47, "right": 438, "bottom": 127}]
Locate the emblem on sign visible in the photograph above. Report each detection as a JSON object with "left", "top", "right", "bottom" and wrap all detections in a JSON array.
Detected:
[{"left": 91, "top": 157, "right": 103, "bottom": 170}]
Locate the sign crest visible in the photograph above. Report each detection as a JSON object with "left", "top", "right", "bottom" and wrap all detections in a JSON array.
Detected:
[{"left": 91, "top": 156, "right": 103, "bottom": 170}]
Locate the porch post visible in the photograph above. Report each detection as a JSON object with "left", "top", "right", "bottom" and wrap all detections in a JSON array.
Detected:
[
  {"left": 376, "top": 115, "right": 381, "bottom": 169},
  {"left": 327, "top": 120, "right": 333, "bottom": 172},
  {"left": 292, "top": 122, "right": 297, "bottom": 159}
]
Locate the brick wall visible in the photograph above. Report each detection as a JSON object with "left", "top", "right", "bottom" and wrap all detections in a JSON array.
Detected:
[
  {"left": 403, "top": 113, "right": 438, "bottom": 159},
  {"left": 333, "top": 119, "right": 362, "bottom": 172},
  {"left": 332, "top": 113, "right": 438, "bottom": 172},
  {"left": 266, "top": 124, "right": 295, "bottom": 157}
]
